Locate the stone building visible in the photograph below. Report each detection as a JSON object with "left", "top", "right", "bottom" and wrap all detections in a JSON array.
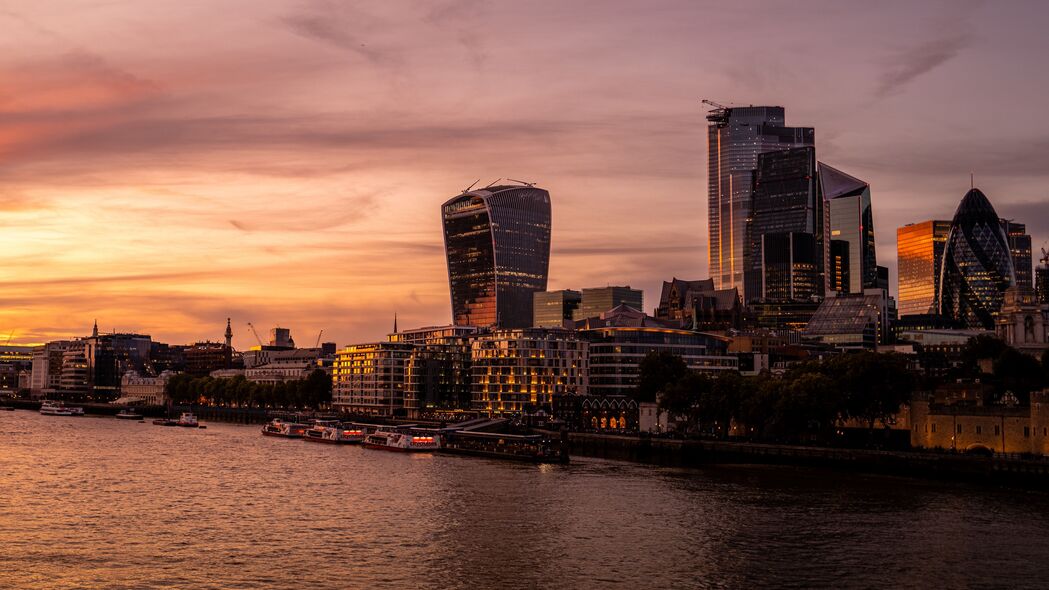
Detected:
[
  {"left": 910, "top": 389, "right": 1049, "bottom": 455},
  {"left": 995, "top": 286, "right": 1049, "bottom": 358}
]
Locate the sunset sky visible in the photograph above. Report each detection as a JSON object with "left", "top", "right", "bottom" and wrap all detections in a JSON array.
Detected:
[{"left": 2, "top": 0, "right": 1047, "bottom": 349}]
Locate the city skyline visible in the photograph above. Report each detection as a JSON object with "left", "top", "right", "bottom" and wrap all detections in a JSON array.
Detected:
[{"left": 2, "top": 0, "right": 1049, "bottom": 348}]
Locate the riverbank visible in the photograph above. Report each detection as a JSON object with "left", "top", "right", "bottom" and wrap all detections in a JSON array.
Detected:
[{"left": 546, "top": 430, "right": 1049, "bottom": 487}]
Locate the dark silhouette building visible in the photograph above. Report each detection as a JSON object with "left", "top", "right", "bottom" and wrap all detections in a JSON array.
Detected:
[
  {"left": 821, "top": 163, "right": 877, "bottom": 295},
  {"left": 654, "top": 278, "right": 742, "bottom": 330},
  {"left": 706, "top": 105, "right": 814, "bottom": 301},
  {"left": 939, "top": 188, "right": 1016, "bottom": 330},
  {"left": 442, "top": 183, "right": 552, "bottom": 329},
  {"left": 1001, "top": 220, "right": 1033, "bottom": 290}
]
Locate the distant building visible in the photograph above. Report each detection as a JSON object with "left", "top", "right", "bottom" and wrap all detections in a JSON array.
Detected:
[
  {"left": 995, "top": 286, "right": 1049, "bottom": 358},
  {"left": 83, "top": 329, "right": 152, "bottom": 401},
  {"left": 331, "top": 342, "right": 414, "bottom": 416},
  {"left": 442, "top": 184, "right": 552, "bottom": 329},
  {"left": 1038, "top": 263, "right": 1049, "bottom": 305},
  {"left": 1001, "top": 219, "right": 1033, "bottom": 290},
  {"left": 897, "top": 220, "right": 952, "bottom": 317},
  {"left": 268, "top": 327, "right": 295, "bottom": 348},
  {"left": 471, "top": 328, "right": 588, "bottom": 415},
  {"left": 744, "top": 146, "right": 824, "bottom": 301},
  {"left": 117, "top": 370, "right": 175, "bottom": 406},
  {"left": 244, "top": 358, "right": 320, "bottom": 384},
  {"left": 706, "top": 105, "right": 814, "bottom": 300},
  {"left": 654, "top": 278, "right": 742, "bottom": 330},
  {"left": 822, "top": 163, "right": 877, "bottom": 295},
  {"left": 939, "top": 188, "right": 1016, "bottom": 330},
  {"left": 390, "top": 325, "right": 478, "bottom": 418},
  {"left": 576, "top": 306, "right": 737, "bottom": 398},
  {"left": 910, "top": 390, "right": 1049, "bottom": 456},
  {"left": 30, "top": 341, "right": 75, "bottom": 398},
  {"left": 533, "top": 290, "right": 581, "bottom": 328},
  {"left": 184, "top": 342, "right": 233, "bottom": 377},
  {"left": 0, "top": 345, "right": 34, "bottom": 393},
  {"left": 804, "top": 292, "right": 888, "bottom": 350},
  {"left": 575, "top": 286, "right": 643, "bottom": 321}
]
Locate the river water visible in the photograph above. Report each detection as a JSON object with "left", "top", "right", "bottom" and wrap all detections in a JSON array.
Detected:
[{"left": 2, "top": 411, "right": 1049, "bottom": 589}]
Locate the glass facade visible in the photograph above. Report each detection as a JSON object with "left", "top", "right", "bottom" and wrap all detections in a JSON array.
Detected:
[
  {"left": 532, "top": 290, "right": 581, "bottom": 328},
  {"left": 804, "top": 293, "right": 886, "bottom": 350},
  {"left": 760, "top": 232, "right": 820, "bottom": 302},
  {"left": 389, "top": 326, "right": 478, "bottom": 417},
  {"left": 821, "top": 163, "right": 876, "bottom": 295},
  {"left": 574, "top": 286, "right": 643, "bottom": 320},
  {"left": 1038, "top": 266, "right": 1049, "bottom": 305},
  {"left": 442, "top": 185, "right": 552, "bottom": 329},
  {"left": 706, "top": 106, "right": 814, "bottom": 300},
  {"left": 745, "top": 147, "right": 822, "bottom": 301},
  {"left": 1001, "top": 220, "right": 1033, "bottom": 289},
  {"left": 939, "top": 189, "right": 1016, "bottom": 330},
  {"left": 896, "top": 220, "right": 951, "bottom": 317}
]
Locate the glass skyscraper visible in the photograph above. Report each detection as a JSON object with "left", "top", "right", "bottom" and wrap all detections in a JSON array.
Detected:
[
  {"left": 896, "top": 220, "right": 951, "bottom": 317},
  {"left": 1001, "top": 219, "right": 1033, "bottom": 289},
  {"left": 706, "top": 105, "right": 814, "bottom": 300},
  {"left": 821, "top": 163, "right": 877, "bottom": 295},
  {"left": 442, "top": 184, "right": 552, "bottom": 329},
  {"left": 939, "top": 188, "right": 1016, "bottom": 330},
  {"left": 744, "top": 146, "right": 822, "bottom": 301}
]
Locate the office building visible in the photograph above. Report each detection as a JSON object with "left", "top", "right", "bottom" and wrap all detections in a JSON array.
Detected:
[
  {"left": 760, "top": 232, "right": 821, "bottom": 302},
  {"left": 1038, "top": 263, "right": 1049, "bottom": 305},
  {"left": 821, "top": 163, "right": 877, "bottom": 295},
  {"left": 533, "top": 290, "right": 581, "bottom": 328},
  {"left": 896, "top": 220, "right": 952, "bottom": 317},
  {"left": 706, "top": 104, "right": 814, "bottom": 299},
  {"left": 575, "top": 286, "right": 643, "bottom": 320},
  {"left": 471, "top": 328, "right": 588, "bottom": 415},
  {"left": 939, "top": 188, "right": 1016, "bottom": 330},
  {"left": 442, "top": 183, "right": 552, "bottom": 329},
  {"left": 804, "top": 292, "right": 888, "bottom": 350},
  {"left": 390, "top": 325, "right": 478, "bottom": 418},
  {"left": 1001, "top": 220, "right": 1033, "bottom": 289},
  {"left": 744, "top": 146, "right": 823, "bottom": 300}
]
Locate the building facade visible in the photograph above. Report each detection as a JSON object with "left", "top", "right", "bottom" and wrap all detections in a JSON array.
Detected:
[
  {"left": 760, "top": 232, "right": 821, "bottom": 302},
  {"left": 575, "top": 286, "right": 643, "bottom": 321},
  {"left": 896, "top": 220, "right": 952, "bottom": 317},
  {"left": 821, "top": 163, "right": 876, "bottom": 295},
  {"left": 331, "top": 342, "right": 414, "bottom": 416},
  {"left": 117, "top": 370, "right": 175, "bottom": 406},
  {"left": 706, "top": 105, "right": 814, "bottom": 300},
  {"left": 910, "top": 390, "right": 1049, "bottom": 456},
  {"left": 470, "top": 328, "right": 588, "bottom": 415},
  {"left": 390, "top": 325, "right": 478, "bottom": 418},
  {"left": 995, "top": 286, "right": 1049, "bottom": 358},
  {"left": 804, "top": 292, "right": 888, "bottom": 350},
  {"left": 533, "top": 290, "right": 581, "bottom": 328},
  {"left": 442, "top": 184, "right": 552, "bottom": 329},
  {"left": 1001, "top": 220, "right": 1033, "bottom": 290},
  {"left": 939, "top": 188, "right": 1016, "bottom": 330},
  {"left": 654, "top": 278, "right": 742, "bottom": 330}
]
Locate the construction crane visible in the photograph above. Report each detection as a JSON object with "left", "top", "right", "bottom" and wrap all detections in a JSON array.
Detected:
[
  {"left": 246, "top": 322, "right": 264, "bottom": 347},
  {"left": 701, "top": 98, "right": 730, "bottom": 110},
  {"left": 1041, "top": 245, "right": 1049, "bottom": 267},
  {"left": 315, "top": 330, "right": 324, "bottom": 348},
  {"left": 506, "top": 178, "right": 535, "bottom": 187},
  {"left": 4, "top": 329, "right": 13, "bottom": 345}
]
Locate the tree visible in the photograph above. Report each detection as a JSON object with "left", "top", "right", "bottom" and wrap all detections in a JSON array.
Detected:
[
  {"left": 775, "top": 372, "right": 839, "bottom": 443},
  {"left": 635, "top": 350, "right": 689, "bottom": 403},
  {"left": 657, "top": 370, "right": 711, "bottom": 432},
  {"left": 836, "top": 353, "right": 915, "bottom": 437},
  {"left": 961, "top": 334, "right": 1009, "bottom": 373},
  {"left": 993, "top": 348, "right": 1044, "bottom": 404}
]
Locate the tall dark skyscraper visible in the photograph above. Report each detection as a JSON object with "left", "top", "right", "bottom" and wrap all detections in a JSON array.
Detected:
[
  {"left": 1001, "top": 219, "right": 1033, "bottom": 289},
  {"left": 744, "top": 146, "right": 822, "bottom": 301},
  {"left": 821, "top": 163, "right": 877, "bottom": 295},
  {"left": 939, "top": 188, "right": 1015, "bottom": 330},
  {"left": 706, "top": 105, "right": 814, "bottom": 301},
  {"left": 896, "top": 220, "right": 952, "bottom": 317},
  {"left": 442, "top": 183, "right": 552, "bottom": 329}
]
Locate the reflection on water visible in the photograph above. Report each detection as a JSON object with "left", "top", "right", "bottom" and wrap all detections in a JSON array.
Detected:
[{"left": 2, "top": 411, "right": 1049, "bottom": 589}]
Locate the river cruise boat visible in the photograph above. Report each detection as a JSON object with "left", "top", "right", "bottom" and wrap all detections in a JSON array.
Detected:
[
  {"left": 40, "top": 401, "right": 76, "bottom": 416},
  {"left": 176, "top": 412, "right": 199, "bottom": 427},
  {"left": 116, "top": 409, "right": 144, "bottom": 420},
  {"left": 261, "top": 419, "right": 308, "bottom": 438},
  {"left": 362, "top": 430, "right": 439, "bottom": 452},
  {"left": 303, "top": 422, "right": 365, "bottom": 444}
]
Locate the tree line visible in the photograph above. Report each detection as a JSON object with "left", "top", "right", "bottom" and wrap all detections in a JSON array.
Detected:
[{"left": 166, "top": 370, "right": 332, "bottom": 410}]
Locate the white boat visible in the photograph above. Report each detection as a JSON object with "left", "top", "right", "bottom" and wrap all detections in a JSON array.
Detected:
[
  {"left": 261, "top": 419, "right": 308, "bottom": 438},
  {"left": 40, "top": 401, "right": 75, "bottom": 416},
  {"left": 303, "top": 422, "right": 364, "bottom": 444},
  {"left": 176, "top": 412, "right": 199, "bottom": 427},
  {"left": 362, "top": 430, "right": 438, "bottom": 452},
  {"left": 116, "top": 409, "right": 143, "bottom": 420}
]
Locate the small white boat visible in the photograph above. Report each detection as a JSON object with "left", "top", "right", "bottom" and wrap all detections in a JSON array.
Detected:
[
  {"left": 261, "top": 419, "right": 308, "bottom": 438},
  {"left": 303, "top": 422, "right": 364, "bottom": 444},
  {"left": 176, "top": 412, "right": 199, "bottom": 427},
  {"left": 362, "top": 430, "right": 438, "bottom": 452},
  {"left": 40, "top": 400, "right": 74, "bottom": 416}
]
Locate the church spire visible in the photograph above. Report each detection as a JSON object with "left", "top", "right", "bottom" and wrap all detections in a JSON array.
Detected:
[
  {"left": 92, "top": 319, "right": 98, "bottom": 338},
  {"left": 224, "top": 317, "right": 233, "bottom": 348},
  {"left": 393, "top": 312, "right": 398, "bottom": 334}
]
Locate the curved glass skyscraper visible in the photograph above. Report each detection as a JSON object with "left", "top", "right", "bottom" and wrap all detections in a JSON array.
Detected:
[
  {"left": 442, "top": 184, "right": 551, "bottom": 329},
  {"left": 939, "top": 188, "right": 1015, "bottom": 330}
]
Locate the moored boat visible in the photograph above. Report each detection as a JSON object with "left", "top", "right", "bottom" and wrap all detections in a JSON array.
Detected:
[
  {"left": 303, "top": 422, "right": 364, "bottom": 444},
  {"left": 116, "top": 409, "right": 143, "bottom": 420},
  {"left": 152, "top": 418, "right": 178, "bottom": 426},
  {"left": 362, "top": 430, "right": 438, "bottom": 452},
  {"left": 177, "top": 412, "right": 199, "bottom": 427},
  {"left": 40, "top": 400, "right": 75, "bottom": 416},
  {"left": 261, "top": 419, "right": 308, "bottom": 438}
]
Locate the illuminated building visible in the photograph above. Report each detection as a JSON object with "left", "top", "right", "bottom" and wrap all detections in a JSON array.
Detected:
[
  {"left": 821, "top": 163, "right": 877, "bottom": 295},
  {"left": 1038, "top": 266, "right": 1049, "bottom": 305},
  {"left": 939, "top": 188, "right": 1016, "bottom": 330},
  {"left": 706, "top": 104, "right": 814, "bottom": 299},
  {"left": 58, "top": 342, "right": 90, "bottom": 398},
  {"left": 896, "top": 220, "right": 952, "bottom": 317},
  {"left": 533, "top": 290, "right": 581, "bottom": 328},
  {"left": 184, "top": 342, "right": 233, "bottom": 377},
  {"left": 30, "top": 341, "right": 76, "bottom": 398},
  {"left": 804, "top": 292, "right": 888, "bottom": 350},
  {"left": 575, "top": 286, "right": 643, "bottom": 321},
  {"left": 83, "top": 327, "right": 153, "bottom": 401},
  {"left": 654, "top": 278, "right": 742, "bottom": 330},
  {"left": 389, "top": 325, "right": 478, "bottom": 418},
  {"left": 995, "top": 286, "right": 1049, "bottom": 358},
  {"left": 744, "top": 146, "right": 824, "bottom": 301},
  {"left": 1001, "top": 220, "right": 1033, "bottom": 289},
  {"left": 332, "top": 342, "right": 414, "bottom": 416},
  {"left": 442, "top": 183, "right": 552, "bottom": 329},
  {"left": 576, "top": 306, "right": 737, "bottom": 397},
  {"left": 470, "top": 328, "right": 588, "bottom": 415},
  {"left": 117, "top": 370, "right": 175, "bottom": 406}
]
